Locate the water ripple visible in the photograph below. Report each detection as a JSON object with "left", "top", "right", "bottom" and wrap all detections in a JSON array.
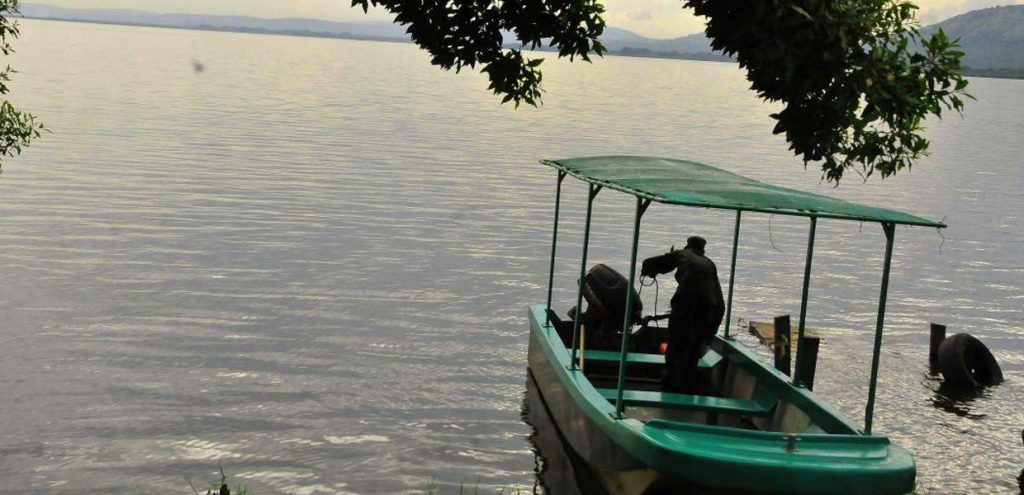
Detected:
[{"left": 1, "top": 19, "right": 1022, "bottom": 494}]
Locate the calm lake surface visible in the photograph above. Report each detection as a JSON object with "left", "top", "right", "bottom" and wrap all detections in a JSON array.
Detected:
[{"left": 2, "top": 19, "right": 1022, "bottom": 494}]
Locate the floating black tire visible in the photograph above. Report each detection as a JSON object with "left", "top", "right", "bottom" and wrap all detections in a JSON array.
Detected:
[{"left": 936, "top": 333, "right": 1004, "bottom": 387}]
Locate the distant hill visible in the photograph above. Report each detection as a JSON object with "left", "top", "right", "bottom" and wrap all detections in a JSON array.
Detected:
[
  {"left": 19, "top": 3, "right": 730, "bottom": 62},
  {"left": 922, "top": 4, "right": 1024, "bottom": 78},
  {"left": 18, "top": 3, "right": 411, "bottom": 41},
  {"left": 610, "top": 4, "right": 1024, "bottom": 74},
  {"left": 602, "top": 32, "right": 731, "bottom": 62},
  {"left": 17, "top": 3, "right": 1024, "bottom": 77},
  {"left": 605, "top": 5, "right": 1024, "bottom": 75}
]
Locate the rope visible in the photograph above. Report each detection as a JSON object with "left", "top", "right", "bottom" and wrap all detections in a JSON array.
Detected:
[
  {"left": 936, "top": 216, "right": 948, "bottom": 254},
  {"left": 638, "top": 274, "right": 661, "bottom": 328},
  {"left": 768, "top": 214, "right": 783, "bottom": 253}
]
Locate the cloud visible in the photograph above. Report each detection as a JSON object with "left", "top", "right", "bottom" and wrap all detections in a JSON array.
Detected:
[
  {"left": 914, "top": 0, "right": 1024, "bottom": 24},
  {"left": 601, "top": 0, "right": 705, "bottom": 38},
  {"left": 627, "top": 9, "right": 653, "bottom": 21}
]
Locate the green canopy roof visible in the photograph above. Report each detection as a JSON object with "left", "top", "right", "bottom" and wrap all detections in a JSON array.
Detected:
[{"left": 542, "top": 156, "right": 945, "bottom": 228}]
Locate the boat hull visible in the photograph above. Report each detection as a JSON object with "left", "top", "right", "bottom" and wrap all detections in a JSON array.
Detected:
[
  {"left": 524, "top": 369, "right": 613, "bottom": 495},
  {"left": 528, "top": 327, "right": 659, "bottom": 494},
  {"left": 527, "top": 304, "right": 916, "bottom": 495}
]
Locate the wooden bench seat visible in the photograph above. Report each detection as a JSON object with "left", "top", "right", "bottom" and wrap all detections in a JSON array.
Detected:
[
  {"left": 584, "top": 348, "right": 724, "bottom": 369},
  {"left": 596, "top": 388, "right": 772, "bottom": 416}
]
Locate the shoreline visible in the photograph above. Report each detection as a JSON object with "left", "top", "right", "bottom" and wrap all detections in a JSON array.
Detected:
[
  {"left": 19, "top": 15, "right": 723, "bottom": 63},
  {"left": 18, "top": 16, "right": 1024, "bottom": 81}
]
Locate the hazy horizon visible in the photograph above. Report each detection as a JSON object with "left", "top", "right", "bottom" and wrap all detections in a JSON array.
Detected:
[{"left": 23, "top": 0, "right": 1024, "bottom": 39}]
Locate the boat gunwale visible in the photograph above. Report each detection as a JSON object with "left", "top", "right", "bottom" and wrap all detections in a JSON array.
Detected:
[
  {"left": 710, "top": 336, "right": 865, "bottom": 435},
  {"left": 528, "top": 304, "right": 916, "bottom": 493}
]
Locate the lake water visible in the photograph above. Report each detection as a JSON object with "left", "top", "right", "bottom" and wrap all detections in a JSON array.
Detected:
[{"left": 2, "top": 19, "right": 1022, "bottom": 494}]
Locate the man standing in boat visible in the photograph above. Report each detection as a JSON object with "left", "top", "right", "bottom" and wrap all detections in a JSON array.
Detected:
[{"left": 641, "top": 236, "right": 725, "bottom": 393}]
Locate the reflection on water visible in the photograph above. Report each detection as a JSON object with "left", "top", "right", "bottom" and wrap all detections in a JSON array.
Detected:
[
  {"left": 523, "top": 375, "right": 609, "bottom": 495},
  {"left": 926, "top": 376, "right": 993, "bottom": 419}
]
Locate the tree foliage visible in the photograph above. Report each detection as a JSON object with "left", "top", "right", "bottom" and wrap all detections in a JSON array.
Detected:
[
  {"left": 356, "top": 0, "right": 970, "bottom": 183},
  {"left": 351, "top": 0, "right": 606, "bottom": 107},
  {"left": 690, "top": 0, "right": 968, "bottom": 182},
  {"left": 0, "top": 0, "right": 42, "bottom": 172}
]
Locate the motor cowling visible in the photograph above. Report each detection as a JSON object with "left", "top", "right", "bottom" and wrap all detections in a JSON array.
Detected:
[{"left": 581, "top": 264, "right": 643, "bottom": 328}]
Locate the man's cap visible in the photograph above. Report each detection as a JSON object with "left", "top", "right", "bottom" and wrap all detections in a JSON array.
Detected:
[{"left": 686, "top": 236, "right": 707, "bottom": 251}]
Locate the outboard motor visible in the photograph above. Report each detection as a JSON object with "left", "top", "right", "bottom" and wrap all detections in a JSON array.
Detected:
[
  {"left": 582, "top": 263, "right": 643, "bottom": 326},
  {"left": 573, "top": 264, "right": 643, "bottom": 351}
]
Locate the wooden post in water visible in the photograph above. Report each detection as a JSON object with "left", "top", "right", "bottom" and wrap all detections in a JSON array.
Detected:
[
  {"left": 774, "top": 315, "right": 792, "bottom": 376},
  {"left": 797, "top": 336, "right": 821, "bottom": 390},
  {"left": 929, "top": 323, "right": 947, "bottom": 374}
]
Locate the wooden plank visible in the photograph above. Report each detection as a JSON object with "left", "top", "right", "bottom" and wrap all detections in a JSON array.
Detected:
[
  {"left": 596, "top": 388, "right": 771, "bottom": 416},
  {"left": 584, "top": 349, "right": 724, "bottom": 369},
  {"left": 749, "top": 320, "right": 822, "bottom": 347}
]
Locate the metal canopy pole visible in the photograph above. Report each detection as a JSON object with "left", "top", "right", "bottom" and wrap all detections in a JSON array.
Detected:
[
  {"left": 570, "top": 184, "right": 602, "bottom": 368},
  {"left": 545, "top": 171, "right": 567, "bottom": 327},
  {"left": 865, "top": 222, "right": 896, "bottom": 435},
  {"left": 614, "top": 197, "right": 652, "bottom": 418},
  {"left": 724, "top": 210, "right": 742, "bottom": 338},
  {"left": 793, "top": 216, "right": 817, "bottom": 387}
]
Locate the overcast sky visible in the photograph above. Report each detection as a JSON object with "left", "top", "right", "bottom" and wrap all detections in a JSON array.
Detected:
[{"left": 34, "top": 0, "right": 1024, "bottom": 38}]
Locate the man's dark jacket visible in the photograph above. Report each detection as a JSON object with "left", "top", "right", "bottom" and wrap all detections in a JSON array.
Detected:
[{"left": 641, "top": 248, "right": 725, "bottom": 340}]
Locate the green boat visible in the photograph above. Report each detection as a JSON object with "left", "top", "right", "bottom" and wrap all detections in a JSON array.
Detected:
[{"left": 527, "top": 156, "right": 946, "bottom": 495}]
